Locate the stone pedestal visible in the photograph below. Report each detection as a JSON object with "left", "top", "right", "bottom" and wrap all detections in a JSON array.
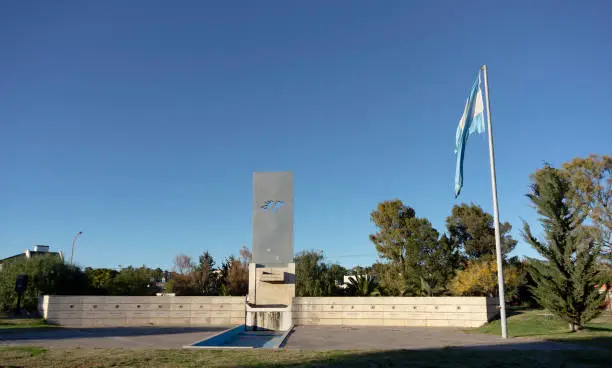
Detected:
[
  {"left": 245, "top": 304, "right": 292, "bottom": 331},
  {"left": 245, "top": 263, "right": 295, "bottom": 331}
]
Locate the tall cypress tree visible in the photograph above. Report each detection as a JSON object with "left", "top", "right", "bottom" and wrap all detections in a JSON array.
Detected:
[{"left": 523, "top": 165, "right": 605, "bottom": 331}]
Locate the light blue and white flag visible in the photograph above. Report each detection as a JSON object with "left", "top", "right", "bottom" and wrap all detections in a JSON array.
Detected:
[{"left": 454, "top": 72, "right": 486, "bottom": 197}]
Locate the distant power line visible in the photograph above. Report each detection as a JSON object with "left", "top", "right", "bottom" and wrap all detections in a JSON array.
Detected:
[{"left": 324, "top": 254, "right": 375, "bottom": 259}]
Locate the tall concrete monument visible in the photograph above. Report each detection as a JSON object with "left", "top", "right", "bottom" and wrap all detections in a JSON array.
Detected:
[
  {"left": 251, "top": 171, "right": 294, "bottom": 267},
  {"left": 246, "top": 172, "right": 295, "bottom": 331}
]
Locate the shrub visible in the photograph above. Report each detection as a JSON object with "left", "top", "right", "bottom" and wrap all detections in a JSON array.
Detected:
[
  {"left": 449, "top": 259, "right": 520, "bottom": 300},
  {"left": 0, "top": 255, "right": 88, "bottom": 312}
]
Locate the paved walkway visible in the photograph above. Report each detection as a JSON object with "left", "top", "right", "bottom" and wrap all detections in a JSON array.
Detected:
[
  {"left": 0, "top": 326, "right": 227, "bottom": 349},
  {"left": 284, "top": 325, "right": 575, "bottom": 350},
  {"left": 0, "top": 325, "right": 584, "bottom": 350}
]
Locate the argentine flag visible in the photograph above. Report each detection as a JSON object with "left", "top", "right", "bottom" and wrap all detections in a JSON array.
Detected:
[{"left": 454, "top": 72, "right": 486, "bottom": 197}]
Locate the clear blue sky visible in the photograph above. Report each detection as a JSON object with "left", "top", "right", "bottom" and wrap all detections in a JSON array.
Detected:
[{"left": 1, "top": 0, "right": 610, "bottom": 270}]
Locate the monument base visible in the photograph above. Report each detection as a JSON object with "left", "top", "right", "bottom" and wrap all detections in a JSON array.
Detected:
[
  {"left": 246, "top": 263, "right": 295, "bottom": 331},
  {"left": 245, "top": 303, "right": 292, "bottom": 331}
]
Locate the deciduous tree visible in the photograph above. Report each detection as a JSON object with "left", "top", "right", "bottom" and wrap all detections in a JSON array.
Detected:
[
  {"left": 449, "top": 259, "right": 520, "bottom": 299},
  {"left": 173, "top": 254, "right": 194, "bottom": 275},
  {"left": 224, "top": 256, "right": 249, "bottom": 296}
]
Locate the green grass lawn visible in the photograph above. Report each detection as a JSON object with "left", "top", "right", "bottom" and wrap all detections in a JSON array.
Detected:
[
  {"left": 0, "top": 346, "right": 610, "bottom": 368},
  {"left": 472, "top": 308, "right": 612, "bottom": 351},
  {"left": 0, "top": 317, "right": 57, "bottom": 333}
]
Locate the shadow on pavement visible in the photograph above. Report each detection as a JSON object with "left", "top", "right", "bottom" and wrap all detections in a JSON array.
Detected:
[{"left": 0, "top": 326, "right": 228, "bottom": 341}]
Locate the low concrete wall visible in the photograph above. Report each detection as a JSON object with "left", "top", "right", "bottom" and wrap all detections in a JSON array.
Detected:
[
  {"left": 40, "top": 295, "right": 499, "bottom": 328},
  {"left": 293, "top": 297, "right": 499, "bottom": 328},
  {"left": 39, "top": 295, "right": 245, "bottom": 327}
]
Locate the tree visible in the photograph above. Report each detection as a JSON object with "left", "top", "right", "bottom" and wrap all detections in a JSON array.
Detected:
[
  {"left": 446, "top": 203, "right": 517, "bottom": 260},
  {"left": 166, "top": 272, "right": 199, "bottom": 296},
  {"left": 533, "top": 155, "right": 611, "bottom": 257},
  {"left": 239, "top": 245, "right": 252, "bottom": 264},
  {"left": 513, "top": 259, "right": 540, "bottom": 307},
  {"left": 326, "top": 263, "right": 347, "bottom": 293},
  {"left": 223, "top": 256, "right": 249, "bottom": 296},
  {"left": 417, "top": 234, "right": 460, "bottom": 296},
  {"left": 107, "top": 266, "right": 158, "bottom": 296},
  {"left": 449, "top": 259, "right": 520, "bottom": 299},
  {"left": 294, "top": 250, "right": 328, "bottom": 297},
  {"left": 0, "top": 255, "right": 88, "bottom": 312},
  {"left": 192, "top": 251, "right": 218, "bottom": 296},
  {"left": 369, "top": 200, "right": 459, "bottom": 296},
  {"left": 345, "top": 275, "right": 380, "bottom": 296},
  {"left": 350, "top": 265, "right": 372, "bottom": 276},
  {"left": 372, "top": 262, "right": 405, "bottom": 296},
  {"left": 523, "top": 165, "right": 605, "bottom": 331},
  {"left": 151, "top": 268, "right": 165, "bottom": 282},
  {"left": 173, "top": 254, "right": 194, "bottom": 275},
  {"left": 85, "top": 267, "right": 118, "bottom": 295},
  {"left": 294, "top": 250, "right": 343, "bottom": 297}
]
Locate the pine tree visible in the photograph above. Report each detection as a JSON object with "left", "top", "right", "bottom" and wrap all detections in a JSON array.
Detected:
[{"left": 523, "top": 165, "right": 605, "bottom": 331}]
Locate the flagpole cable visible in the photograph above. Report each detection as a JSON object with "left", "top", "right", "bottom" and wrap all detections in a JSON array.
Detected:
[{"left": 481, "top": 64, "right": 508, "bottom": 339}]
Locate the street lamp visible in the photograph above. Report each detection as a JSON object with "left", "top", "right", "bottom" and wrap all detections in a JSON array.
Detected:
[{"left": 70, "top": 231, "right": 83, "bottom": 265}]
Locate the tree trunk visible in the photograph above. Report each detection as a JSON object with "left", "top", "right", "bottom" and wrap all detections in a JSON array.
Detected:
[{"left": 569, "top": 323, "right": 577, "bottom": 332}]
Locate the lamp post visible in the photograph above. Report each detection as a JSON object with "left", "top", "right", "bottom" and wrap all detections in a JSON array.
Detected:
[{"left": 70, "top": 231, "right": 83, "bottom": 265}]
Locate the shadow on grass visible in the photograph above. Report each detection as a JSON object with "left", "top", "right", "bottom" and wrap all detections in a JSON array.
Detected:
[
  {"left": 504, "top": 308, "right": 528, "bottom": 318},
  {"left": 583, "top": 325, "right": 612, "bottom": 332},
  {"left": 2, "top": 339, "right": 612, "bottom": 367},
  {"left": 262, "top": 339, "right": 612, "bottom": 368},
  {"left": 0, "top": 326, "right": 228, "bottom": 341}
]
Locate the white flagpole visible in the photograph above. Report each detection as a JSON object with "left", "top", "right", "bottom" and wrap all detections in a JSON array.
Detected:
[{"left": 481, "top": 64, "right": 508, "bottom": 339}]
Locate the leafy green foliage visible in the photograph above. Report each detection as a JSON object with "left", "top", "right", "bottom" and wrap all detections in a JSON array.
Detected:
[
  {"left": 84, "top": 268, "right": 118, "bottom": 295},
  {"left": 369, "top": 200, "right": 459, "bottom": 296},
  {"left": 295, "top": 250, "right": 328, "bottom": 297},
  {"left": 523, "top": 165, "right": 605, "bottom": 331},
  {"left": 193, "top": 251, "right": 219, "bottom": 296},
  {"left": 294, "top": 250, "right": 345, "bottom": 296},
  {"left": 533, "top": 155, "right": 611, "bottom": 258},
  {"left": 449, "top": 259, "right": 521, "bottom": 299},
  {"left": 512, "top": 259, "right": 540, "bottom": 307},
  {"left": 106, "top": 266, "right": 160, "bottom": 296},
  {"left": 0, "top": 254, "right": 87, "bottom": 312},
  {"left": 371, "top": 262, "right": 405, "bottom": 296},
  {"left": 446, "top": 203, "right": 517, "bottom": 260},
  {"left": 345, "top": 275, "right": 380, "bottom": 296},
  {"left": 84, "top": 266, "right": 164, "bottom": 296}
]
